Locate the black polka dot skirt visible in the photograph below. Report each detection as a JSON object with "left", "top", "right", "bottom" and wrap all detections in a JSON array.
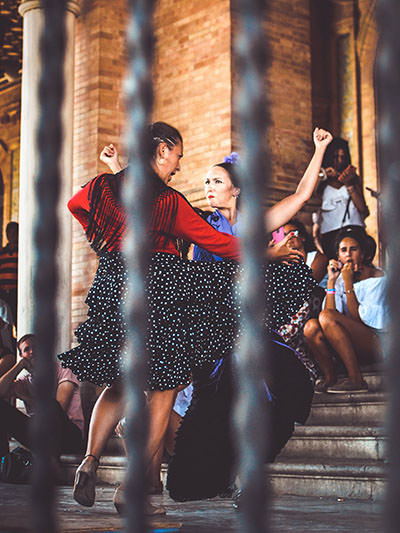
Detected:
[
  {"left": 58, "top": 252, "right": 315, "bottom": 390},
  {"left": 58, "top": 252, "right": 240, "bottom": 390}
]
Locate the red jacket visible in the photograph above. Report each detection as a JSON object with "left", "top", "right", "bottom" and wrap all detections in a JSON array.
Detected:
[{"left": 68, "top": 177, "right": 240, "bottom": 261}]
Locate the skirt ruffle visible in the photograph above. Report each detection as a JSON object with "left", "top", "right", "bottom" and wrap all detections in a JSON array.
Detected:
[
  {"left": 58, "top": 252, "right": 315, "bottom": 390},
  {"left": 58, "top": 252, "right": 240, "bottom": 389}
]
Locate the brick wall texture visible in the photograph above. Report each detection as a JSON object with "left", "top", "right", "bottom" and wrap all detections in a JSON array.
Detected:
[{"left": 0, "top": 1, "right": 379, "bottom": 343}]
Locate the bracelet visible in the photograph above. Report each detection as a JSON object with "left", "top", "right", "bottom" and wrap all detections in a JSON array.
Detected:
[
  {"left": 325, "top": 288, "right": 336, "bottom": 294},
  {"left": 345, "top": 288, "right": 354, "bottom": 295}
]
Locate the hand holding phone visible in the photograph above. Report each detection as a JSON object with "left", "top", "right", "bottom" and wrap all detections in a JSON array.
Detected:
[
  {"left": 327, "top": 260, "right": 342, "bottom": 283},
  {"left": 338, "top": 165, "right": 357, "bottom": 185}
]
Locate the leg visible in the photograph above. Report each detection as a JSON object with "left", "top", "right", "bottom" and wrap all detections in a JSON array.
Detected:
[
  {"left": 85, "top": 380, "right": 125, "bottom": 459},
  {"left": 148, "top": 437, "right": 165, "bottom": 494},
  {"left": 147, "top": 409, "right": 183, "bottom": 493},
  {"left": 113, "top": 389, "right": 176, "bottom": 517},
  {"left": 164, "top": 410, "right": 182, "bottom": 457},
  {"left": 146, "top": 389, "right": 177, "bottom": 463},
  {"left": 73, "top": 380, "right": 125, "bottom": 507},
  {"left": 0, "top": 398, "right": 31, "bottom": 456},
  {"left": 304, "top": 318, "right": 337, "bottom": 387},
  {"left": 318, "top": 309, "right": 378, "bottom": 385},
  {"left": 53, "top": 400, "right": 84, "bottom": 456}
]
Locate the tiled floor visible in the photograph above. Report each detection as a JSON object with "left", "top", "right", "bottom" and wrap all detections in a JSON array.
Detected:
[{"left": 0, "top": 483, "right": 383, "bottom": 532}]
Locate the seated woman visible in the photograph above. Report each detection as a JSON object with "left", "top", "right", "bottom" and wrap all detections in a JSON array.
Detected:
[
  {"left": 280, "top": 219, "right": 328, "bottom": 283},
  {"left": 275, "top": 219, "right": 328, "bottom": 380},
  {"left": 304, "top": 228, "right": 387, "bottom": 393}
]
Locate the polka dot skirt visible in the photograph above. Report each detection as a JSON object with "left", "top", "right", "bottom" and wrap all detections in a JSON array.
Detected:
[{"left": 58, "top": 252, "right": 315, "bottom": 390}]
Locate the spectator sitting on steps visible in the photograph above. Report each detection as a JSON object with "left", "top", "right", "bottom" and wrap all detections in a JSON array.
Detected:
[
  {"left": 0, "top": 334, "right": 84, "bottom": 468},
  {"left": 304, "top": 228, "right": 387, "bottom": 393}
]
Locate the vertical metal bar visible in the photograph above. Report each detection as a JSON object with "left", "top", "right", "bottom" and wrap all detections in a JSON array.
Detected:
[
  {"left": 376, "top": 1, "right": 400, "bottom": 531},
  {"left": 32, "top": 1, "right": 66, "bottom": 532},
  {"left": 233, "top": 1, "right": 270, "bottom": 532},
  {"left": 124, "top": 1, "right": 155, "bottom": 531}
]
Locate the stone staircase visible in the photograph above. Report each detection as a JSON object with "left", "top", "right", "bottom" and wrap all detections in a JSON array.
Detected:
[
  {"left": 60, "top": 368, "right": 388, "bottom": 501},
  {"left": 270, "top": 368, "right": 388, "bottom": 500}
]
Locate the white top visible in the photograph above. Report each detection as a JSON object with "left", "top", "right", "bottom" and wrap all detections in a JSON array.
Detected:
[
  {"left": 324, "top": 272, "right": 388, "bottom": 331},
  {"left": 306, "top": 250, "right": 317, "bottom": 268},
  {"left": 319, "top": 184, "right": 364, "bottom": 234}
]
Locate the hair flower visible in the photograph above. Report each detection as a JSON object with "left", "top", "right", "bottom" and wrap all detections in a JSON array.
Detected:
[{"left": 223, "top": 152, "right": 240, "bottom": 165}]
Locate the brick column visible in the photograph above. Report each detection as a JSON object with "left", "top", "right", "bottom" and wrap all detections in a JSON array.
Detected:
[{"left": 18, "top": 0, "right": 80, "bottom": 351}]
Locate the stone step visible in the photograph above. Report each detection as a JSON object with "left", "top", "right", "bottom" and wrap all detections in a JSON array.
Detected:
[
  {"left": 280, "top": 425, "right": 386, "bottom": 461},
  {"left": 361, "top": 371, "right": 386, "bottom": 392},
  {"left": 308, "top": 391, "right": 387, "bottom": 426},
  {"left": 60, "top": 455, "right": 387, "bottom": 501},
  {"left": 269, "top": 458, "right": 387, "bottom": 501}
]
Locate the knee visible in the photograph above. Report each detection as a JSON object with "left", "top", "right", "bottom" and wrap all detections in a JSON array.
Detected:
[
  {"left": 103, "top": 381, "right": 124, "bottom": 402},
  {"left": 318, "top": 309, "right": 338, "bottom": 330},
  {"left": 304, "top": 318, "right": 321, "bottom": 340}
]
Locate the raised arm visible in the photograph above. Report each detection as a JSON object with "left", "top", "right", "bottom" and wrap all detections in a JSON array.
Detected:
[
  {"left": 346, "top": 179, "right": 369, "bottom": 219},
  {"left": 0, "top": 358, "right": 27, "bottom": 399},
  {"left": 99, "top": 144, "right": 123, "bottom": 174},
  {"left": 265, "top": 128, "right": 332, "bottom": 232},
  {"left": 325, "top": 259, "right": 341, "bottom": 311},
  {"left": 0, "top": 351, "right": 16, "bottom": 378}
]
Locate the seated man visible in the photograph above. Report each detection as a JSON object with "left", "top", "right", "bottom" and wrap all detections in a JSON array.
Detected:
[{"left": 0, "top": 334, "right": 84, "bottom": 461}]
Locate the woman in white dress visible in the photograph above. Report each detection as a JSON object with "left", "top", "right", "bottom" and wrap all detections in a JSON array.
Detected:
[{"left": 304, "top": 227, "right": 387, "bottom": 393}]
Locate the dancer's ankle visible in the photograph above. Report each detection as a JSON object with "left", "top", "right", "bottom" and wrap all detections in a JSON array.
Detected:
[{"left": 82, "top": 453, "right": 100, "bottom": 470}]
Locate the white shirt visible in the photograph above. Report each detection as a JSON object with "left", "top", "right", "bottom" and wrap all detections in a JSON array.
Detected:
[
  {"left": 319, "top": 184, "right": 364, "bottom": 234},
  {"left": 324, "top": 272, "right": 388, "bottom": 331}
]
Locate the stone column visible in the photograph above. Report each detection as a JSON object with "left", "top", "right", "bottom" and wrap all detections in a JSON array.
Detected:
[{"left": 18, "top": 0, "right": 80, "bottom": 353}]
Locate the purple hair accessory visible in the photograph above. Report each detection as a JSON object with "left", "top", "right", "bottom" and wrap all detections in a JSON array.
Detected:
[{"left": 223, "top": 152, "right": 240, "bottom": 165}]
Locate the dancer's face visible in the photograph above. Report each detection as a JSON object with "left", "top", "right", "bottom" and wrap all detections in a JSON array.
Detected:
[
  {"left": 204, "top": 167, "right": 240, "bottom": 210},
  {"left": 155, "top": 140, "right": 183, "bottom": 184}
]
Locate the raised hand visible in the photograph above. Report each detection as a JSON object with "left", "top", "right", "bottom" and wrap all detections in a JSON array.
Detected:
[
  {"left": 267, "top": 233, "right": 305, "bottom": 264},
  {"left": 341, "top": 261, "right": 355, "bottom": 286},
  {"left": 327, "top": 259, "right": 342, "bottom": 283},
  {"left": 99, "top": 144, "right": 123, "bottom": 174},
  {"left": 313, "top": 127, "right": 333, "bottom": 150}
]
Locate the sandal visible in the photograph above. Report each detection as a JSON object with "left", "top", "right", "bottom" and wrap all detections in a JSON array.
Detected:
[
  {"left": 113, "top": 484, "right": 166, "bottom": 516},
  {"left": 314, "top": 378, "right": 329, "bottom": 393},
  {"left": 327, "top": 378, "right": 368, "bottom": 393},
  {"left": 72, "top": 454, "right": 99, "bottom": 507}
]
